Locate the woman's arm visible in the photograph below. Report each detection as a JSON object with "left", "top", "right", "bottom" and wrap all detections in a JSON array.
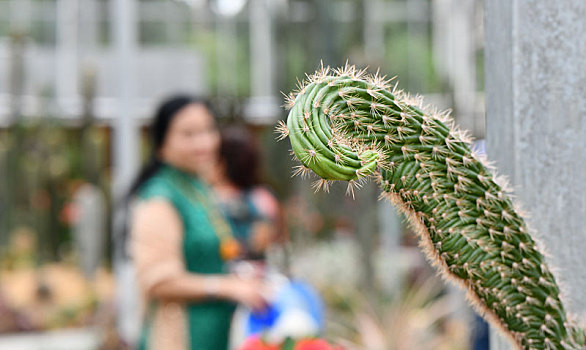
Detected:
[{"left": 131, "top": 198, "right": 267, "bottom": 310}]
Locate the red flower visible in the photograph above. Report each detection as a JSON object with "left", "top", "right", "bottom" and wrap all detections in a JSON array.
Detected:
[
  {"left": 239, "top": 335, "right": 279, "bottom": 350},
  {"left": 294, "top": 339, "right": 343, "bottom": 350}
]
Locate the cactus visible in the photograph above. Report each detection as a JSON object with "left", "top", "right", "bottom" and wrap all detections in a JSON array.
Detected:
[{"left": 277, "top": 64, "right": 586, "bottom": 350}]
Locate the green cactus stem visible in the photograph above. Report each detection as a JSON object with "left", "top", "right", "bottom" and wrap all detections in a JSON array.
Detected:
[{"left": 277, "top": 64, "right": 585, "bottom": 350}]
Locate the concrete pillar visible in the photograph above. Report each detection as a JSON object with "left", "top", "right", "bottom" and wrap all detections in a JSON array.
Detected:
[
  {"left": 244, "top": 0, "right": 280, "bottom": 125},
  {"left": 249, "top": 0, "right": 274, "bottom": 99},
  {"left": 432, "top": 0, "right": 481, "bottom": 136},
  {"left": 72, "top": 184, "right": 106, "bottom": 279},
  {"left": 79, "top": 0, "right": 100, "bottom": 50},
  {"left": 485, "top": 0, "right": 586, "bottom": 348},
  {"left": 56, "top": 0, "right": 79, "bottom": 115},
  {"left": 110, "top": 0, "right": 139, "bottom": 199},
  {"left": 406, "top": 0, "right": 428, "bottom": 90},
  {"left": 9, "top": 0, "right": 32, "bottom": 33},
  {"left": 363, "top": 0, "right": 385, "bottom": 61},
  {"left": 111, "top": 0, "right": 140, "bottom": 344}
]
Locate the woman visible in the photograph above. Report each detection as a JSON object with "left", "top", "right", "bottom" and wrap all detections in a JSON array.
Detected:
[
  {"left": 128, "top": 96, "right": 267, "bottom": 350},
  {"left": 212, "top": 126, "right": 281, "bottom": 262}
]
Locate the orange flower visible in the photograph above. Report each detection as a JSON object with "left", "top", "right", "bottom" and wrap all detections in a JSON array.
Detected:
[
  {"left": 220, "top": 237, "right": 242, "bottom": 261},
  {"left": 239, "top": 336, "right": 279, "bottom": 350},
  {"left": 294, "top": 339, "right": 343, "bottom": 350}
]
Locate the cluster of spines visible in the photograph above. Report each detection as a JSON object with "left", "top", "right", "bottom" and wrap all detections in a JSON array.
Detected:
[{"left": 277, "top": 63, "right": 586, "bottom": 350}]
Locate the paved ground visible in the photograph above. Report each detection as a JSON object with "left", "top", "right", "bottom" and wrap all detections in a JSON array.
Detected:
[{"left": 0, "top": 328, "right": 100, "bottom": 350}]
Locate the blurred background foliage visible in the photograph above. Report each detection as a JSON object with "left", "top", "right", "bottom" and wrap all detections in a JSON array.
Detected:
[
  {"left": 0, "top": 0, "right": 485, "bottom": 347},
  {"left": 0, "top": 0, "right": 467, "bottom": 255}
]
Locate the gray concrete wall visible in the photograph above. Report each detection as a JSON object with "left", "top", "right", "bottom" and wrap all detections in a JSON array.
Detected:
[{"left": 485, "top": 0, "right": 586, "bottom": 348}]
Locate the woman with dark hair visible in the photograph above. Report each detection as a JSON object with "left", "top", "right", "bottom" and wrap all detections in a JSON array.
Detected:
[
  {"left": 128, "top": 96, "right": 267, "bottom": 350},
  {"left": 211, "top": 126, "right": 281, "bottom": 261}
]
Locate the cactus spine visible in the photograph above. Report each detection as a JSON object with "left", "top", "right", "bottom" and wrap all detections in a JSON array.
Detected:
[{"left": 278, "top": 64, "right": 585, "bottom": 350}]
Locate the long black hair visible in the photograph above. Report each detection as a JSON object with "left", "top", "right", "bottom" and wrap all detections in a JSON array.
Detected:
[
  {"left": 127, "top": 94, "right": 213, "bottom": 198},
  {"left": 116, "top": 95, "right": 212, "bottom": 259}
]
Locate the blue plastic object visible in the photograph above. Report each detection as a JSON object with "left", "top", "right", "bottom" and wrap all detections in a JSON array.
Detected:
[{"left": 245, "top": 279, "right": 324, "bottom": 336}]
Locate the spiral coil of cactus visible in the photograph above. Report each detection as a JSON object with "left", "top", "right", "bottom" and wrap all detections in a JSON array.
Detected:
[{"left": 277, "top": 64, "right": 585, "bottom": 350}]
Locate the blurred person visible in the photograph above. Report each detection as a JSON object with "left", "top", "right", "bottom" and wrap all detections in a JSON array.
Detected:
[
  {"left": 127, "top": 96, "right": 268, "bottom": 350},
  {"left": 210, "top": 126, "right": 281, "bottom": 263}
]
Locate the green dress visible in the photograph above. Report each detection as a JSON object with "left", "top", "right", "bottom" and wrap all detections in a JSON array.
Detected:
[{"left": 137, "top": 164, "right": 236, "bottom": 350}]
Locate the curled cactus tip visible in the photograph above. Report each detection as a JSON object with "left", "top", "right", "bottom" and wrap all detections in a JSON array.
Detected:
[{"left": 276, "top": 63, "right": 586, "bottom": 350}]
